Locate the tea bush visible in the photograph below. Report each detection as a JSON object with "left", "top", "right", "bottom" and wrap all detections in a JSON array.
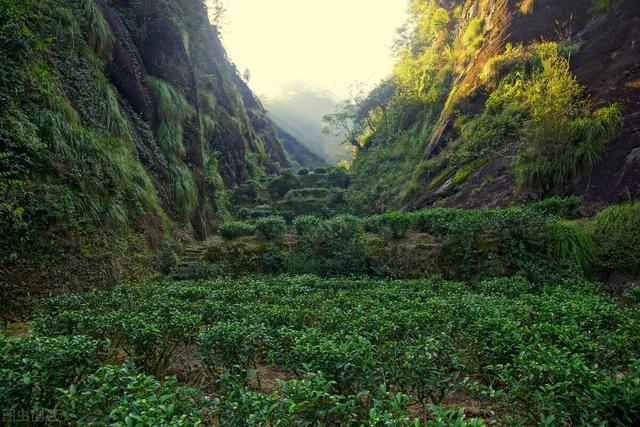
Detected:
[
  {"left": 292, "top": 214, "right": 322, "bottom": 236},
  {"left": 198, "top": 321, "right": 267, "bottom": 376},
  {"left": 17, "top": 273, "right": 639, "bottom": 424},
  {"left": 55, "top": 363, "right": 212, "bottom": 426},
  {"left": 218, "top": 220, "right": 256, "bottom": 240},
  {"left": 0, "top": 334, "right": 107, "bottom": 415},
  {"left": 255, "top": 215, "right": 287, "bottom": 240},
  {"left": 528, "top": 196, "right": 583, "bottom": 219}
]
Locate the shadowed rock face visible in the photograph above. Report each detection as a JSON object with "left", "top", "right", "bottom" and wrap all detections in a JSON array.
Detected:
[
  {"left": 406, "top": 0, "right": 640, "bottom": 212},
  {"left": 93, "top": 0, "right": 289, "bottom": 238}
]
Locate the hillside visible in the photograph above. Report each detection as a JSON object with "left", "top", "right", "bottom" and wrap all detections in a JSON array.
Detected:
[
  {"left": 348, "top": 0, "right": 640, "bottom": 214},
  {"left": 266, "top": 89, "right": 352, "bottom": 163},
  {"left": 0, "top": 0, "right": 290, "bottom": 313},
  {"left": 272, "top": 123, "right": 327, "bottom": 168}
]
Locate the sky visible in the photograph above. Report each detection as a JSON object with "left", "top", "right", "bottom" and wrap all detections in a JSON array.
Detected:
[{"left": 219, "top": 0, "right": 408, "bottom": 100}]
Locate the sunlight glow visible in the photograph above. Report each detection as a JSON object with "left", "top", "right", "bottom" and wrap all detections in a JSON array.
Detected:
[{"left": 220, "top": 0, "right": 408, "bottom": 100}]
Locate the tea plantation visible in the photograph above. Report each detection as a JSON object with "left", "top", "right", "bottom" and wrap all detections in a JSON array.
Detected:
[{"left": 2, "top": 275, "right": 639, "bottom": 425}]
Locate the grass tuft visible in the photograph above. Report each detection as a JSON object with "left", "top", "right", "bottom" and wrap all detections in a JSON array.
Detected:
[
  {"left": 79, "top": 0, "right": 113, "bottom": 58},
  {"left": 170, "top": 163, "right": 198, "bottom": 220},
  {"left": 550, "top": 220, "right": 595, "bottom": 274},
  {"left": 149, "top": 77, "right": 193, "bottom": 123},
  {"left": 157, "top": 121, "right": 185, "bottom": 159}
]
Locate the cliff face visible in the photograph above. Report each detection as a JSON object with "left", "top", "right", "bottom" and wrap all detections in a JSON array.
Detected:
[
  {"left": 102, "top": 0, "right": 289, "bottom": 224},
  {"left": 0, "top": 0, "right": 288, "bottom": 313},
  {"left": 352, "top": 0, "right": 640, "bottom": 213}
]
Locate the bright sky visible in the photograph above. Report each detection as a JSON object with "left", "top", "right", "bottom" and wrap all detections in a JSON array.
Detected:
[{"left": 220, "top": 0, "right": 408, "bottom": 100}]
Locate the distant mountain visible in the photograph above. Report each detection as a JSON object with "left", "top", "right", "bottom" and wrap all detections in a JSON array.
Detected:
[
  {"left": 273, "top": 123, "right": 326, "bottom": 168},
  {"left": 265, "top": 90, "right": 352, "bottom": 164}
]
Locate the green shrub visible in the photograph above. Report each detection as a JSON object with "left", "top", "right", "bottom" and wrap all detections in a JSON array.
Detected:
[
  {"left": 287, "top": 329, "right": 375, "bottom": 394},
  {"left": 27, "top": 275, "right": 640, "bottom": 424},
  {"left": 363, "top": 212, "right": 412, "bottom": 240},
  {"left": 214, "top": 371, "right": 413, "bottom": 425},
  {"left": 159, "top": 242, "right": 178, "bottom": 274},
  {"left": 0, "top": 334, "right": 107, "bottom": 415},
  {"left": 255, "top": 215, "right": 287, "bottom": 240},
  {"left": 172, "top": 261, "right": 223, "bottom": 280},
  {"left": 219, "top": 220, "right": 256, "bottom": 240},
  {"left": 311, "top": 215, "right": 366, "bottom": 276},
  {"left": 266, "top": 169, "right": 297, "bottom": 199},
  {"left": 55, "top": 363, "right": 211, "bottom": 426},
  {"left": 591, "top": 0, "right": 615, "bottom": 14},
  {"left": 261, "top": 246, "right": 287, "bottom": 274},
  {"left": 237, "top": 205, "right": 272, "bottom": 220},
  {"left": 622, "top": 285, "right": 640, "bottom": 306},
  {"left": 477, "top": 276, "right": 535, "bottom": 297},
  {"left": 390, "top": 337, "right": 461, "bottom": 407},
  {"left": 529, "top": 196, "right": 583, "bottom": 218},
  {"left": 293, "top": 215, "right": 321, "bottom": 236},
  {"left": 198, "top": 321, "right": 267, "bottom": 378},
  {"left": 326, "top": 167, "right": 351, "bottom": 189}
]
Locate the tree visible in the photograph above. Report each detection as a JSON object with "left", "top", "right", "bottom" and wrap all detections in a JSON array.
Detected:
[
  {"left": 322, "top": 82, "right": 396, "bottom": 148},
  {"left": 322, "top": 100, "right": 362, "bottom": 147},
  {"left": 242, "top": 69, "right": 251, "bottom": 82},
  {"left": 207, "top": 0, "right": 226, "bottom": 32}
]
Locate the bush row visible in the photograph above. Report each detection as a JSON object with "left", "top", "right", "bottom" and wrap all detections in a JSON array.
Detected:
[
  {"left": 212, "top": 202, "right": 639, "bottom": 280},
  {"left": 28, "top": 275, "right": 640, "bottom": 425}
]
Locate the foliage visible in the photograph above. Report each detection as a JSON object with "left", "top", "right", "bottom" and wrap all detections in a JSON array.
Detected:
[
  {"left": 590, "top": 203, "right": 640, "bottom": 275},
  {"left": 294, "top": 215, "right": 367, "bottom": 276},
  {"left": 255, "top": 215, "right": 287, "bottom": 240},
  {"left": 513, "top": 45, "right": 622, "bottom": 193},
  {"left": 622, "top": 285, "right": 640, "bottom": 306},
  {"left": 292, "top": 215, "right": 322, "bottom": 236},
  {"left": 56, "top": 363, "right": 212, "bottom": 426},
  {"left": 170, "top": 164, "right": 199, "bottom": 220},
  {"left": 172, "top": 261, "right": 223, "bottom": 281},
  {"left": 549, "top": 220, "right": 595, "bottom": 274},
  {"left": 260, "top": 246, "right": 288, "bottom": 274},
  {"left": 591, "top": 0, "right": 615, "bottom": 15},
  {"left": 149, "top": 76, "right": 193, "bottom": 124},
  {"left": 219, "top": 220, "right": 256, "bottom": 240},
  {"left": 159, "top": 242, "right": 179, "bottom": 274},
  {"left": 28, "top": 275, "right": 640, "bottom": 425},
  {"left": 0, "top": 334, "right": 107, "bottom": 415},
  {"left": 528, "top": 196, "right": 583, "bottom": 219}
]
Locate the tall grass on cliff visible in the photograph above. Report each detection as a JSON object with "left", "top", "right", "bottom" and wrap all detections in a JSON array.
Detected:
[
  {"left": 150, "top": 76, "right": 193, "bottom": 124},
  {"left": 513, "top": 44, "right": 622, "bottom": 194},
  {"left": 78, "top": 0, "right": 113, "bottom": 58},
  {"left": 150, "top": 76, "right": 198, "bottom": 220},
  {"left": 170, "top": 163, "right": 198, "bottom": 220}
]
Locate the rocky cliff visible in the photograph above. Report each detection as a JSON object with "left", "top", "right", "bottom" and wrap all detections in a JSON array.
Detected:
[
  {"left": 0, "top": 0, "right": 289, "bottom": 313},
  {"left": 351, "top": 0, "right": 639, "bottom": 213}
]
